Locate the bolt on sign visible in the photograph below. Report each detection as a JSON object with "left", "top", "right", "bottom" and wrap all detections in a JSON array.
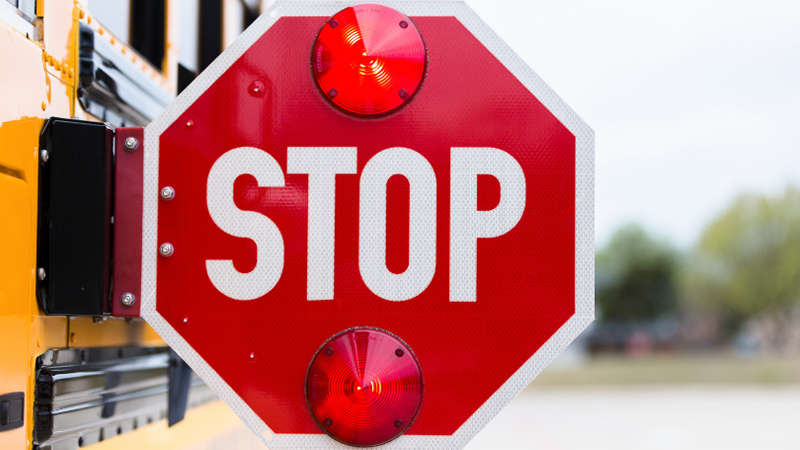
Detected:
[{"left": 141, "top": 1, "right": 594, "bottom": 448}]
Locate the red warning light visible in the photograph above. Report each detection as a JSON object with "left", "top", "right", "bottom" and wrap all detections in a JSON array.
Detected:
[
  {"left": 311, "top": 4, "right": 427, "bottom": 117},
  {"left": 306, "top": 328, "right": 423, "bottom": 446}
]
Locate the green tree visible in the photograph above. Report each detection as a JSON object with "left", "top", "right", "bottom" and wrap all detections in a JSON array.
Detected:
[
  {"left": 682, "top": 187, "right": 800, "bottom": 329},
  {"left": 596, "top": 225, "right": 679, "bottom": 322}
]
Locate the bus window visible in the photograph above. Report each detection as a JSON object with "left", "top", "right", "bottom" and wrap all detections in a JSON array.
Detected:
[
  {"left": 180, "top": 0, "right": 200, "bottom": 74},
  {"left": 88, "top": 0, "right": 131, "bottom": 44},
  {"left": 223, "top": 0, "right": 243, "bottom": 50},
  {"left": 198, "top": 0, "right": 222, "bottom": 72},
  {"left": 130, "top": 0, "right": 167, "bottom": 71}
]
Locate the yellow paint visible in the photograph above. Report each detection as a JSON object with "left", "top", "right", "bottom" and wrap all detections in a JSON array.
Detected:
[
  {"left": 90, "top": 402, "right": 267, "bottom": 450},
  {"left": 0, "top": 22, "right": 54, "bottom": 123},
  {"left": 42, "top": 0, "right": 75, "bottom": 82},
  {"left": 0, "top": 172, "right": 34, "bottom": 450},
  {"left": 0, "top": 5, "right": 254, "bottom": 449},
  {"left": 0, "top": 117, "right": 69, "bottom": 450},
  {"left": 69, "top": 317, "right": 165, "bottom": 348},
  {"left": 46, "top": 73, "right": 72, "bottom": 118}
]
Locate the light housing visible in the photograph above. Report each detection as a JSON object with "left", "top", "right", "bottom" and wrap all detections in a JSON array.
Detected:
[
  {"left": 311, "top": 4, "right": 427, "bottom": 117},
  {"left": 306, "top": 327, "right": 423, "bottom": 446}
]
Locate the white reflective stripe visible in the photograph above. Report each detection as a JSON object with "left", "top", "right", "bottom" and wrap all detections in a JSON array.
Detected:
[
  {"left": 359, "top": 148, "right": 437, "bottom": 301},
  {"left": 206, "top": 147, "right": 285, "bottom": 300},
  {"left": 450, "top": 148, "right": 526, "bottom": 302},
  {"left": 287, "top": 147, "right": 357, "bottom": 300}
]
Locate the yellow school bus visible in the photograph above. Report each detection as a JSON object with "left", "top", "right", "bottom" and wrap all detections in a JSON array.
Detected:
[{"left": 0, "top": 1, "right": 267, "bottom": 448}]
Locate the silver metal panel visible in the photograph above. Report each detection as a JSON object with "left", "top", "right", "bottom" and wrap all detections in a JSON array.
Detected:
[
  {"left": 79, "top": 27, "right": 174, "bottom": 126},
  {"left": 34, "top": 347, "right": 217, "bottom": 450}
]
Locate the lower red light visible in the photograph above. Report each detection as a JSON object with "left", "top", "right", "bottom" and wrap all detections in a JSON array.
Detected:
[
  {"left": 306, "top": 328, "right": 423, "bottom": 446},
  {"left": 312, "top": 4, "right": 427, "bottom": 117}
]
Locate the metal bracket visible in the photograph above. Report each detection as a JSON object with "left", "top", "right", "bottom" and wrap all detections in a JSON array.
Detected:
[
  {"left": 112, "top": 128, "right": 145, "bottom": 318},
  {"left": 37, "top": 118, "right": 114, "bottom": 316},
  {"left": 36, "top": 119, "right": 145, "bottom": 318},
  {"left": 167, "top": 350, "right": 192, "bottom": 427}
]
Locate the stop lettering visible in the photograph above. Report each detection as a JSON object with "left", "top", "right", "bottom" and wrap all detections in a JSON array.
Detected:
[
  {"left": 141, "top": 3, "right": 593, "bottom": 449},
  {"left": 206, "top": 146, "right": 525, "bottom": 303}
]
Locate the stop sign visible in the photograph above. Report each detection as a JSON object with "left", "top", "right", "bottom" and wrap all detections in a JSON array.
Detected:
[{"left": 141, "top": 1, "right": 594, "bottom": 448}]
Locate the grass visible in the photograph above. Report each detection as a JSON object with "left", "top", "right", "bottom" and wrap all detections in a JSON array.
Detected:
[{"left": 528, "top": 353, "right": 800, "bottom": 388}]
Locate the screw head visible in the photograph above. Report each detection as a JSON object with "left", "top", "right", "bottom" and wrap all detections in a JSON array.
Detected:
[
  {"left": 159, "top": 243, "right": 174, "bottom": 257},
  {"left": 120, "top": 293, "right": 136, "bottom": 307},
  {"left": 37, "top": 268, "right": 46, "bottom": 280},
  {"left": 40, "top": 149, "right": 49, "bottom": 163},
  {"left": 394, "top": 419, "right": 403, "bottom": 428},
  {"left": 323, "top": 418, "right": 333, "bottom": 428},
  {"left": 124, "top": 137, "right": 138, "bottom": 151},
  {"left": 395, "top": 348, "right": 404, "bottom": 357},
  {"left": 160, "top": 186, "right": 175, "bottom": 201},
  {"left": 248, "top": 80, "right": 266, "bottom": 97},
  {"left": 324, "top": 347, "right": 334, "bottom": 356}
]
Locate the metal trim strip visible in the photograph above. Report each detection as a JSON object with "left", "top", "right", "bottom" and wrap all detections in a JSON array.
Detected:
[
  {"left": 34, "top": 347, "right": 216, "bottom": 449},
  {"left": 0, "top": 0, "right": 37, "bottom": 40}
]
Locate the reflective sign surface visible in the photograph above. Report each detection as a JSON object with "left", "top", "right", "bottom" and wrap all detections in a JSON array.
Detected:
[{"left": 142, "top": 2, "right": 594, "bottom": 449}]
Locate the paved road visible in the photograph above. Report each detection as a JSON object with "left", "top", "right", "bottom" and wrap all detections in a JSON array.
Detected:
[{"left": 465, "top": 385, "right": 800, "bottom": 450}]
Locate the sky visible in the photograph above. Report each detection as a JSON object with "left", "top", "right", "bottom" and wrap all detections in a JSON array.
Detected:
[
  {"left": 96, "top": 0, "right": 800, "bottom": 248},
  {"left": 466, "top": 0, "right": 800, "bottom": 248}
]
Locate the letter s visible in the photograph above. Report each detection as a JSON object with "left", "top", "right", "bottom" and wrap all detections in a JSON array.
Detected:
[{"left": 206, "top": 147, "right": 284, "bottom": 300}]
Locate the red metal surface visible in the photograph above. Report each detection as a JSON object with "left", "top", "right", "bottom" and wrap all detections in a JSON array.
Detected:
[
  {"left": 312, "top": 4, "right": 427, "bottom": 116},
  {"left": 112, "top": 127, "right": 144, "bottom": 318},
  {"left": 306, "top": 328, "right": 423, "bottom": 446},
  {"left": 156, "top": 16, "right": 575, "bottom": 435}
]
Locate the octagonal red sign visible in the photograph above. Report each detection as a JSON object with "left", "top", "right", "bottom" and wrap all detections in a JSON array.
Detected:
[{"left": 141, "top": 2, "right": 594, "bottom": 448}]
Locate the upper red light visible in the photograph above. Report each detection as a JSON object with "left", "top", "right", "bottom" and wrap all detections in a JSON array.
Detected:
[
  {"left": 306, "top": 328, "right": 423, "bottom": 446},
  {"left": 312, "top": 4, "right": 427, "bottom": 117}
]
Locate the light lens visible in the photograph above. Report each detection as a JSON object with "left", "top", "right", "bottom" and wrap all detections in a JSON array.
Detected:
[
  {"left": 312, "top": 4, "right": 427, "bottom": 117},
  {"left": 306, "top": 328, "right": 423, "bottom": 446}
]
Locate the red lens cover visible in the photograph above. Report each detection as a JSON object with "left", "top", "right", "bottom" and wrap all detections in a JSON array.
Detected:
[
  {"left": 306, "top": 328, "right": 423, "bottom": 446},
  {"left": 311, "top": 4, "right": 427, "bottom": 117}
]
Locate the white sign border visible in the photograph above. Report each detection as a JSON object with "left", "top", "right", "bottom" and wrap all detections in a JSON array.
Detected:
[{"left": 142, "top": 2, "right": 594, "bottom": 448}]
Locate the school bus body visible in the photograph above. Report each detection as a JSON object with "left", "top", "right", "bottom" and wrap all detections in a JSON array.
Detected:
[{"left": 0, "top": 1, "right": 265, "bottom": 448}]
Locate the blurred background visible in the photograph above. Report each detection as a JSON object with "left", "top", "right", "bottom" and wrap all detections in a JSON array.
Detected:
[
  {"left": 48, "top": 0, "right": 800, "bottom": 448},
  {"left": 466, "top": 0, "right": 800, "bottom": 449}
]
